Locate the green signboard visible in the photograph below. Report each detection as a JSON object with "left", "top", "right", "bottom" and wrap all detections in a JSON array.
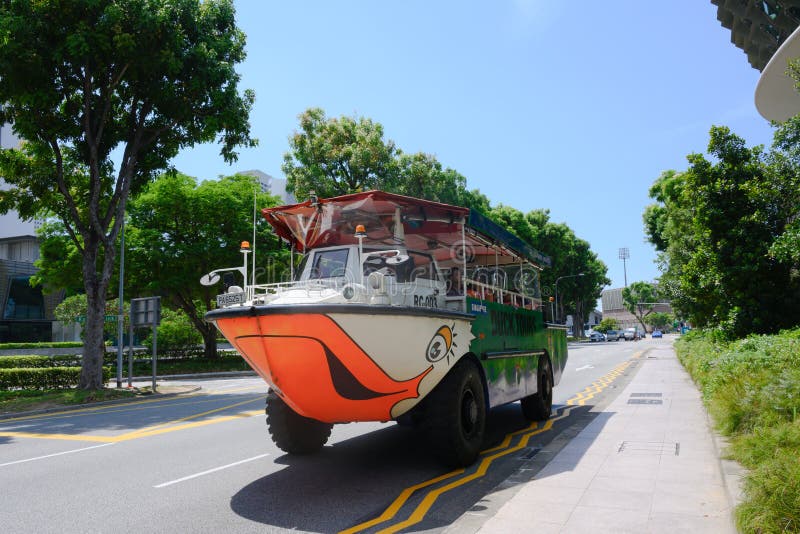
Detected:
[{"left": 75, "top": 315, "right": 118, "bottom": 324}]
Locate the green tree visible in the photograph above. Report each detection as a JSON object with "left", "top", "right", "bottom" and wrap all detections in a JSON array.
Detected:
[
  {"left": 282, "top": 108, "right": 397, "bottom": 201},
  {"left": 594, "top": 318, "right": 620, "bottom": 334},
  {"left": 768, "top": 116, "right": 800, "bottom": 267},
  {"left": 54, "top": 294, "right": 129, "bottom": 342},
  {"left": 645, "top": 312, "right": 673, "bottom": 331},
  {"left": 125, "top": 173, "right": 285, "bottom": 358},
  {"left": 0, "top": 0, "right": 256, "bottom": 389},
  {"left": 643, "top": 124, "right": 800, "bottom": 337},
  {"left": 622, "top": 281, "right": 660, "bottom": 332},
  {"left": 281, "top": 107, "right": 493, "bottom": 213},
  {"left": 490, "top": 206, "right": 610, "bottom": 334},
  {"left": 32, "top": 219, "right": 86, "bottom": 298}
]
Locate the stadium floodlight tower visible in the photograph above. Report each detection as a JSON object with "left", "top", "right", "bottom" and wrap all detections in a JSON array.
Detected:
[{"left": 619, "top": 247, "right": 629, "bottom": 287}]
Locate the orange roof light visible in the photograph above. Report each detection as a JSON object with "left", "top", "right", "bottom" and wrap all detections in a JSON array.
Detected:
[
  {"left": 354, "top": 224, "right": 367, "bottom": 238},
  {"left": 240, "top": 241, "right": 251, "bottom": 250}
]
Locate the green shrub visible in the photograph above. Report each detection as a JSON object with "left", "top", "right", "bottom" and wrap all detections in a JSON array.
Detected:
[
  {"left": 736, "top": 424, "right": 800, "bottom": 533},
  {"left": 0, "top": 367, "right": 112, "bottom": 390},
  {"left": 0, "top": 354, "right": 118, "bottom": 369},
  {"left": 0, "top": 342, "right": 83, "bottom": 349},
  {"left": 677, "top": 328, "right": 800, "bottom": 533},
  {"left": 140, "top": 308, "right": 202, "bottom": 356}
]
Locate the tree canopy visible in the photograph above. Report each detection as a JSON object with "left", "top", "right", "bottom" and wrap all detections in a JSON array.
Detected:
[
  {"left": 282, "top": 107, "right": 493, "bottom": 213},
  {"left": 594, "top": 318, "right": 620, "bottom": 334},
  {"left": 125, "top": 173, "right": 285, "bottom": 357},
  {"left": 643, "top": 123, "right": 800, "bottom": 337},
  {"left": 0, "top": 0, "right": 255, "bottom": 388},
  {"left": 478, "top": 205, "right": 609, "bottom": 330},
  {"left": 282, "top": 108, "right": 397, "bottom": 200},
  {"left": 621, "top": 281, "right": 661, "bottom": 332}
]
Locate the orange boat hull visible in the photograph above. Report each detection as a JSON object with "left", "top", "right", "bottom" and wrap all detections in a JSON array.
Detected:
[{"left": 212, "top": 312, "right": 436, "bottom": 423}]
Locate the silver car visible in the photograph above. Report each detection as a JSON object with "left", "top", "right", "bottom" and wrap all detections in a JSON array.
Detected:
[{"left": 623, "top": 327, "right": 640, "bottom": 341}]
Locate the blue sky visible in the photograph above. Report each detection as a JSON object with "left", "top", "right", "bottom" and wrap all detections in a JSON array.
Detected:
[{"left": 171, "top": 0, "right": 776, "bottom": 291}]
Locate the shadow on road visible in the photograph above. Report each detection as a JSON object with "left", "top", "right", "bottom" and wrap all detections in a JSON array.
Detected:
[
  {"left": 0, "top": 391, "right": 266, "bottom": 436},
  {"left": 229, "top": 403, "right": 596, "bottom": 532}
]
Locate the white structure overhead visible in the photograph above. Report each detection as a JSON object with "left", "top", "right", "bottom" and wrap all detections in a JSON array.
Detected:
[{"left": 755, "top": 25, "right": 800, "bottom": 122}]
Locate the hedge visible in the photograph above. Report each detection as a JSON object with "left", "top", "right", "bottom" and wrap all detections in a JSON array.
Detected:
[
  {"left": 0, "top": 354, "right": 118, "bottom": 368},
  {"left": 0, "top": 342, "right": 84, "bottom": 349},
  {"left": 0, "top": 367, "right": 112, "bottom": 390}
]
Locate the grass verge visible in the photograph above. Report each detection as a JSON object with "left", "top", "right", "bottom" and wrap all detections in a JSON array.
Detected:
[
  {"left": 0, "top": 355, "right": 252, "bottom": 414},
  {"left": 0, "top": 388, "right": 138, "bottom": 414},
  {"left": 676, "top": 328, "right": 800, "bottom": 533}
]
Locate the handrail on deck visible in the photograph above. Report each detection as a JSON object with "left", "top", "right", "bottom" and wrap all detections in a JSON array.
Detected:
[{"left": 465, "top": 279, "right": 542, "bottom": 310}]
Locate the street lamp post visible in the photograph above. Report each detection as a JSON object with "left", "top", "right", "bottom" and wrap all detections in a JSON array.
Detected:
[
  {"left": 554, "top": 273, "right": 585, "bottom": 325},
  {"left": 116, "top": 218, "right": 125, "bottom": 388}
]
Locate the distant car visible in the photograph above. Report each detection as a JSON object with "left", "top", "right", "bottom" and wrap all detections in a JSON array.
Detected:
[
  {"left": 588, "top": 331, "right": 606, "bottom": 342},
  {"left": 605, "top": 329, "right": 623, "bottom": 341},
  {"left": 652, "top": 330, "right": 663, "bottom": 338},
  {"left": 623, "top": 327, "right": 640, "bottom": 341}
]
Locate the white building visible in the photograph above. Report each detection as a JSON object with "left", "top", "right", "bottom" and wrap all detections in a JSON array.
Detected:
[
  {"left": 238, "top": 169, "right": 295, "bottom": 205},
  {"left": 0, "top": 123, "right": 37, "bottom": 239}
]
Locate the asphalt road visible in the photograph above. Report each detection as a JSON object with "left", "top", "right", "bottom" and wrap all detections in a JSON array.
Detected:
[{"left": 0, "top": 337, "right": 668, "bottom": 533}]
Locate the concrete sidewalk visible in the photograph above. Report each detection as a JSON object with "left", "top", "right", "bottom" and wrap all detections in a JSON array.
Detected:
[{"left": 464, "top": 343, "right": 741, "bottom": 533}]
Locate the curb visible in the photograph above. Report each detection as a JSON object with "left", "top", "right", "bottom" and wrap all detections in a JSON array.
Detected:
[
  {"left": 0, "top": 384, "right": 203, "bottom": 421},
  {"left": 126, "top": 370, "right": 257, "bottom": 381},
  {"left": 709, "top": 415, "right": 747, "bottom": 531},
  {"left": 678, "top": 343, "right": 746, "bottom": 532}
]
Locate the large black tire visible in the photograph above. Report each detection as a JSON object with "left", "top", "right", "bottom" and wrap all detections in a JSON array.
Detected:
[
  {"left": 266, "top": 391, "right": 333, "bottom": 454},
  {"left": 521, "top": 357, "right": 553, "bottom": 421},
  {"left": 425, "top": 359, "right": 487, "bottom": 467}
]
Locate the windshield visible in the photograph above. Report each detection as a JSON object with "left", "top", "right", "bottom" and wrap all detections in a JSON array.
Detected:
[{"left": 310, "top": 248, "right": 349, "bottom": 279}]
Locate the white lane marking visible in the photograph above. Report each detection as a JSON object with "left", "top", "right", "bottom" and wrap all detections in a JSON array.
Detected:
[
  {"left": 154, "top": 453, "right": 270, "bottom": 488},
  {"left": 0, "top": 443, "right": 115, "bottom": 468},
  {"left": 575, "top": 365, "right": 595, "bottom": 372}
]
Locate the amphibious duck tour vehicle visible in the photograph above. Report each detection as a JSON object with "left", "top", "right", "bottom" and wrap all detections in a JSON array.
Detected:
[{"left": 204, "top": 191, "right": 568, "bottom": 467}]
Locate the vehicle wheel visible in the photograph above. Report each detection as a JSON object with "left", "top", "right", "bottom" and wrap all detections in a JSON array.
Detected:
[
  {"left": 266, "top": 390, "right": 333, "bottom": 454},
  {"left": 425, "top": 359, "right": 487, "bottom": 467},
  {"left": 521, "top": 357, "right": 553, "bottom": 421}
]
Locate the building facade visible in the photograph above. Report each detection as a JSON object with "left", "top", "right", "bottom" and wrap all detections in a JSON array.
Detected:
[
  {"left": 601, "top": 287, "right": 673, "bottom": 332},
  {"left": 0, "top": 124, "right": 66, "bottom": 341}
]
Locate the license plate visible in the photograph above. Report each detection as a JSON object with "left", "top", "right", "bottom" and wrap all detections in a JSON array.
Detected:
[{"left": 217, "top": 292, "right": 246, "bottom": 307}]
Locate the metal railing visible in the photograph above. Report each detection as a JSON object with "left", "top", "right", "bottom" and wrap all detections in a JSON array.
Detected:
[{"left": 465, "top": 279, "right": 542, "bottom": 311}]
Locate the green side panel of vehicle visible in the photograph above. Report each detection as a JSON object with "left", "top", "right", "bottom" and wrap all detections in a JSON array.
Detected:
[{"left": 465, "top": 297, "right": 568, "bottom": 407}]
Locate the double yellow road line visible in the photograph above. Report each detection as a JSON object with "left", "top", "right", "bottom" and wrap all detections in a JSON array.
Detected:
[{"left": 342, "top": 352, "right": 642, "bottom": 534}]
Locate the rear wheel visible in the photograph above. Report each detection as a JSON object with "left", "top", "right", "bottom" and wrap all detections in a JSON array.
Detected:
[
  {"left": 521, "top": 357, "right": 553, "bottom": 421},
  {"left": 425, "top": 359, "right": 487, "bottom": 467},
  {"left": 266, "top": 391, "right": 333, "bottom": 454}
]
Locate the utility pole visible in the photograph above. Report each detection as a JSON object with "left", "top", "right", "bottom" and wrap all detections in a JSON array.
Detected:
[{"left": 619, "top": 247, "right": 629, "bottom": 287}]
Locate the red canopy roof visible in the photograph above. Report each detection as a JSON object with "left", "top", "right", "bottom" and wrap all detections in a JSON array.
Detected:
[{"left": 262, "top": 190, "right": 469, "bottom": 254}]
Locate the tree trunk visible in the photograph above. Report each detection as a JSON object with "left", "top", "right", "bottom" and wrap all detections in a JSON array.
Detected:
[
  {"left": 79, "top": 243, "right": 113, "bottom": 390},
  {"left": 202, "top": 326, "right": 218, "bottom": 359},
  {"left": 574, "top": 299, "right": 587, "bottom": 339},
  {"left": 80, "top": 289, "right": 107, "bottom": 389},
  {"left": 175, "top": 294, "right": 219, "bottom": 360}
]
